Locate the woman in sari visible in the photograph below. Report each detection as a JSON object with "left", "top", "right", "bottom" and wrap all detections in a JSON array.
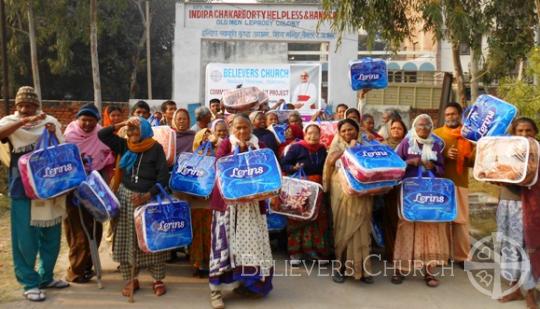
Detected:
[
  {"left": 497, "top": 117, "right": 539, "bottom": 308},
  {"left": 171, "top": 108, "right": 196, "bottom": 154},
  {"left": 380, "top": 119, "right": 408, "bottom": 261},
  {"left": 208, "top": 114, "right": 273, "bottom": 309},
  {"left": 392, "top": 114, "right": 447, "bottom": 287},
  {"left": 323, "top": 118, "right": 374, "bottom": 284},
  {"left": 98, "top": 117, "right": 169, "bottom": 297},
  {"left": 281, "top": 123, "right": 330, "bottom": 264}
]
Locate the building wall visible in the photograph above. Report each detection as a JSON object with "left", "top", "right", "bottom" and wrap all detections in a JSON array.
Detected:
[{"left": 0, "top": 101, "right": 129, "bottom": 129}]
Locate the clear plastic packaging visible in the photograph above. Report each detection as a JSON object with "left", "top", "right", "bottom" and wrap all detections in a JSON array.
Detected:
[
  {"left": 473, "top": 136, "right": 539, "bottom": 186},
  {"left": 152, "top": 126, "right": 176, "bottom": 166}
]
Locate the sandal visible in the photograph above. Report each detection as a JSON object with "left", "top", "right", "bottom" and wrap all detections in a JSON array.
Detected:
[
  {"left": 152, "top": 280, "right": 167, "bottom": 297},
  {"left": 332, "top": 269, "right": 346, "bottom": 284},
  {"left": 424, "top": 275, "right": 439, "bottom": 288},
  {"left": 23, "top": 288, "right": 46, "bottom": 302},
  {"left": 361, "top": 276, "right": 374, "bottom": 284},
  {"left": 391, "top": 275, "right": 404, "bottom": 284},
  {"left": 42, "top": 279, "right": 70, "bottom": 289},
  {"left": 121, "top": 279, "right": 140, "bottom": 297},
  {"left": 210, "top": 290, "right": 225, "bottom": 309}
]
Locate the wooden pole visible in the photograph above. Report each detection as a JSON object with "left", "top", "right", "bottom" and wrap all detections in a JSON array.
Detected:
[
  {"left": 27, "top": 1, "right": 41, "bottom": 101},
  {"left": 145, "top": 0, "right": 152, "bottom": 99},
  {"left": 90, "top": 0, "right": 102, "bottom": 112},
  {"left": 0, "top": 0, "right": 8, "bottom": 114}
]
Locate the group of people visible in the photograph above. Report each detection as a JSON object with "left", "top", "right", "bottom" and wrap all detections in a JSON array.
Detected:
[{"left": 0, "top": 85, "right": 538, "bottom": 309}]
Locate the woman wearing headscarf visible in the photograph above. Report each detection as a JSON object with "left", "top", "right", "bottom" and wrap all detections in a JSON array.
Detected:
[
  {"left": 266, "top": 111, "right": 279, "bottom": 127},
  {"left": 208, "top": 114, "right": 273, "bottom": 309},
  {"left": 278, "top": 123, "right": 304, "bottom": 158},
  {"left": 250, "top": 111, "right": 278, "bottom": 156},
  {"left": 392, "top": 114, "right": 447, "bottom": 287},
  {"left": 63, "top": 103, "right": 115, "bottom": 283},
  {"left": 0, "top": 86, "right": 68, "bottom": 302},
  {"left": 281, "top": 123, "right": 330, "bottom": 264},
  {"left": 171, "top": 108, "right": 196, "bottom": 154},
  {"left": 380, "top": 119, "right": 408, "bottom": 261},
  {"left": 322, "top": 118, "right": 374, "bottom": 284},
  {"left": 98, "top": 117, "right": 169, "bottom": 297}
]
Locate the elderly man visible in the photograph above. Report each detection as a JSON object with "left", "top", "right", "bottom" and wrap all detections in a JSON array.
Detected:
[
  {"left": 433, "top": 102, "right": 475, "bottom": 267},
  {"left": 0, "top": 86, "right": 69, "bottom": 302},
  {"left": 191, "top": 106, "right": 212, "bottom": 132}
]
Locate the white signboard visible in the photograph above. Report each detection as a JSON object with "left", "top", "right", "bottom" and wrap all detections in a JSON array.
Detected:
[
  {"left": 205, "top": 63, "right": 322, "bottom": 111},
  {"left": 185, "top": 4, "right": 336, "bottom": 42}
]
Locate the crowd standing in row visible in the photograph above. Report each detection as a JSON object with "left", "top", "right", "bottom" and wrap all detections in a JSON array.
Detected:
[{"left": 0, "top": 86, "right": 538, "bottom": 309}]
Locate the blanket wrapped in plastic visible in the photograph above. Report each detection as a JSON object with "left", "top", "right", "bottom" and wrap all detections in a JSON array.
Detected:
[
  {"left": 461, "top": 95, "right": 517, "bottom": 142},
  {"left": 152, "top": 126, "right": 176, "bottom": 166},
  {"left": 341, "top": 143, "right": 406, "bottom": 183},
  {"left": 400, "top": 168, "right": 457, "bottom": 222},
  {"left": 338, "top": 159, "right": 398, "bottom": 196},
  {"left": 270, "top": 169, "right": 322, "bottom": 221},
  {"left": 170, "top": 142, "right": 216, "bottom": 198},
  {"left": 349, "top": 58, "right": 388, "bottom": 90},
  {"left": 216, "top": 147, "right": 282, "bottom": 203},
  {"left": 268, "top": 123, "right": 288, "bottom": 144},
  {"left": 19, "top": 129, "right": 86, "bottom": 200},
  {"left": 473, "top": 136, "right": 539, "bottom": 187},
  {"left": 74, "top": 170, "right": 119, "bottom": 222},
  {"left": 222, "top": 86, "right": 268, "bottom": 113},
  {"left": 134, "top": 184, "right": 192, "bottom": 253}
]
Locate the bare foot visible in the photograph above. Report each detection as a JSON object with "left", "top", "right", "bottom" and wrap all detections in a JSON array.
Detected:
[
  {"left": 498, "top": 289, "right": 524, "bottom": 303},
  {"left": 525, "top": 289, "right": 537, "bottom": 309}
]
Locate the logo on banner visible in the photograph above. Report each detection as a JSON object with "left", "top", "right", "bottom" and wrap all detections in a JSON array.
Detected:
[{"left": 210, "top": 70, "right": 222, "bottom": 82}]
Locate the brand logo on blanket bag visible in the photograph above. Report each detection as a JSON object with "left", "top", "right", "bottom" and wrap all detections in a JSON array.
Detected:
[
  {"left": 477, "top": 109, "right": 496, "bottom": 136},
  {"left": 465, "top": 233, "right": 531, "bottom": 299},
  {"left": 42, "top": 163, "right": 74, "bottom": 178},
  {"left": 359, "top": 149, "right": 389, "bottom": 158},
  {"left": 410, "top": 192, "right": 448, "bottom": 204},
  {"left": 355, "top": 73, "right": 380, "bottom": 81},
  {"left": 227, "top": 164, "right": 268, "bottom": 178},
  {"left": 152, "top": 220, "right": 186, "bottom": 232},
  {"left": 177, "top": 165, "right": 205, "bottom": 178}
]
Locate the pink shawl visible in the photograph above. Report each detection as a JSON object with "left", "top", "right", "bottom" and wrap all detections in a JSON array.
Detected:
[{"left": 64, "top": 120, "right": 115, "bottom": 172}]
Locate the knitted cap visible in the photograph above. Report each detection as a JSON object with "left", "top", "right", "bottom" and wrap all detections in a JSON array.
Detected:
[
  {"left": 76, "top": 103, "right": 101, "bottom": 120},
  {"left": 15, "top": 86, "right": 40, "bottom": 107}
]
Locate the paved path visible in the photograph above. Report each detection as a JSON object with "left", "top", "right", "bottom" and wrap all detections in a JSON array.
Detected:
[{"left": 1, "top": 245, "right": 528, "bottom": 309}]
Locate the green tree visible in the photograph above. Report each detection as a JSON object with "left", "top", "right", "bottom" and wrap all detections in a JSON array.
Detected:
[{"left": 320, "top": 0, "right": 416, "bottom": 52}]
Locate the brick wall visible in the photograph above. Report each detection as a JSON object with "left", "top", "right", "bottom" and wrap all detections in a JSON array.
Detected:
[{"left": 0, "top": 100, "right": 129, "bottom": 129}]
